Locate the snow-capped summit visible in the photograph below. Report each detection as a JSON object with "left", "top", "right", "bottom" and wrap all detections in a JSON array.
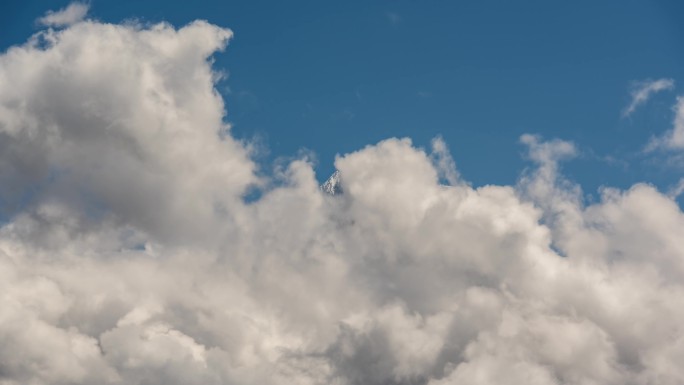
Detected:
[{"left": 321, "top": 170, "right": 342, "bottom": 195}]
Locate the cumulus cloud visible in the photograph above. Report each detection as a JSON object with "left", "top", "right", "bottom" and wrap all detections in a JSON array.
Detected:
[
  {"left": 37, "top": 2, "right": 90, "bottom": 27},
  {"left": 622, "top": 78, "right": 674, "bottom": 118},
  {"left": 1, "top": 15, "right": 684, "bottom": 385}
]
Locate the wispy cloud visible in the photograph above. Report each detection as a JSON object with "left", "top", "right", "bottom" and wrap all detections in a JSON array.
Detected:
[
  {"left": 37, "top": 2, "right": 90, "bottom": 27},
  {"left": 646, "top": 95, "right": 684, "bottom": 151},
  {"left": 622, "top": 78, "right": 674, "bottom": 118},
  {"left": 667, "top": 178, "right": 684, "bottom": 199},
  {"left": 386, "top": 11, "right": 402, "bottom": 25}
]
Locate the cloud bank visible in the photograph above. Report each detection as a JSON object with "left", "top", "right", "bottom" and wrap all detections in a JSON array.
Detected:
[{"left": 1, "top": 15, "right": 684, "bottom": 385}]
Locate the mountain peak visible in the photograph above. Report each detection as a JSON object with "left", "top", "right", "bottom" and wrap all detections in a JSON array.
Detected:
[{"left": 321, "top": 170, "right": 342, "bottom": 195}]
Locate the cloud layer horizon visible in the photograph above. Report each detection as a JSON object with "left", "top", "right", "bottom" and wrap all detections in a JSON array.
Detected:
[{"left": 1, "top": 14, "right": 684, "bottom": 385}]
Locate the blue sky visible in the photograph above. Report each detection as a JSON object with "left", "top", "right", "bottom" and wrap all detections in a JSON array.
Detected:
[{"left": 3, "top": 0, "right": 684, "bottom": 195}]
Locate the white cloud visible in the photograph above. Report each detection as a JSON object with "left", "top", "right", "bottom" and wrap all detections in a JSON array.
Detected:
[
  {"left": 1, "top": 15, "right": 684, "bottom": 385},
  {"left": 37, "top": 2, "right": 90, "bottom": 27},
  {"left": 622, "top": 78, "right": 674, "bottom": 118}
]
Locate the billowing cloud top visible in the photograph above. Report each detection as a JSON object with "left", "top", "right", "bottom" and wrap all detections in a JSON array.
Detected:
[{"left": 1, "top": 16, "right": 684, "bottom": 385}]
